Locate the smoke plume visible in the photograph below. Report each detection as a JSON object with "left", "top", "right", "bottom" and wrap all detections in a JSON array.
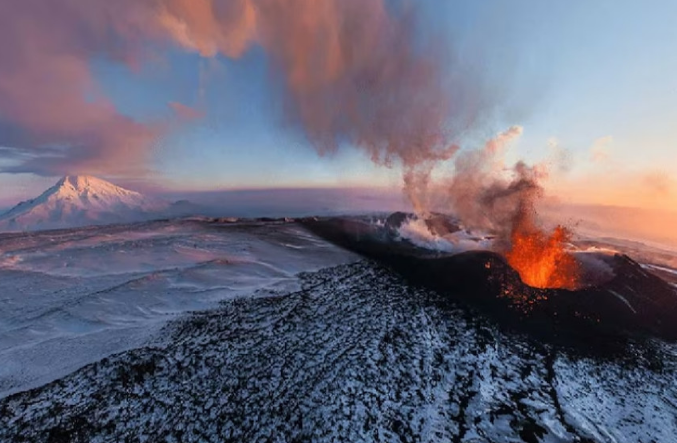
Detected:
[
  {"left": 441, "top": 126, "right": 534, "bottom": 237},
  {"left": 0, "top": 1, "right": 544, "bottom": 232},
  {"left": 439, "top": 126, "right": 579, "bottom": 289},
  {"left": 1, "top": 0, "right": 582, "bottom": 287},
  {"left": 157, "top": 0, "right": 465, "bottom": 208},
  {"left": 0, "top": 0, "right": 470, "bottom": 186}
]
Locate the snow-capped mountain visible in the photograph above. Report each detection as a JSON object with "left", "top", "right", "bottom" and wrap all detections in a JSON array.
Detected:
[{"left": 0, "top": 175, "right": 190, "bottom": 232}]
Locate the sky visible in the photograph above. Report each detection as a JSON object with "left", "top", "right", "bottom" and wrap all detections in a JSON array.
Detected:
[{"left": 0, "top": 0, "right": 675, "bottom": 212}]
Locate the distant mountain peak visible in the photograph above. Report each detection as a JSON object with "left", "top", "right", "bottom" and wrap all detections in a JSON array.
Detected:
[
  {"left": 57, "top": 174, "right": 122, "bottom": 190},
  {"left": 47, "top": 175, "right": 141, "bottom": 201},
  {"left": 0, "top": 175, "right": 193, "bottom": 232}
]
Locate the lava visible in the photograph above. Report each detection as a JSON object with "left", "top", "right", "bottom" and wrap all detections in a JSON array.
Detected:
[{"left": 506, "top": 224, "right": 579, "bottom": 289}]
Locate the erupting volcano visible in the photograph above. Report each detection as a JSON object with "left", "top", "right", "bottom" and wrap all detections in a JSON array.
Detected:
[
  {"left": 302, "top": 212, "right": 677, "bottom": 344},
  {"left": 500, "top": 188, "right": 580, "bottom": 290},
  {"left": 410, "top": 126, "right": 584, "bottom": 291},
  {"left": 506, "top": 224, "right": 579, "bottom": 290}
]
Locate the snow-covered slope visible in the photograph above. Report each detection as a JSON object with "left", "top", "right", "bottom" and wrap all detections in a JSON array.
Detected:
[
  {"left": 0, "top": 219, "right": 676, "bottom": 441},
  {"left": 0, "top": 175, "right": 180, "bottom": 231},
  {"left": 0, "top": 219, "right": 358, "bottom": 398},
  {"left": 2, "top": 259, "right": 676, "bottom": 442}
]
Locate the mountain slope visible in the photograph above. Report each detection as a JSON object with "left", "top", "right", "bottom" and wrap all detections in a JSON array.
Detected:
[
  {"left": 1, "top": 261, "right": 674, "bottom": 442},
  {"left": 0, "top": 175, "right": 180, "bottom": 232}
]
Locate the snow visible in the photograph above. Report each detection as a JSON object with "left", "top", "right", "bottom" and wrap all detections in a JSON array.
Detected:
[
  {"left": 2, "top": 259, "right": 675, "bottom": 442},
  {"left": 0, "top": 175, "right": 181, "bottom": 232},
  {"left": 0, "top": 219, "right": 358, "bottom": 398},
  {"left": 608, "top": 290, "right": 638, "bottom": 314},
  {"left": 396, "top": 217, "right": 493, "bottom": 253},
  {"left": 1, "top": 217, "right": 677, "bottom": 442},
  {"left": 643, "top": 263, "right": 677, "bottom": 277}
]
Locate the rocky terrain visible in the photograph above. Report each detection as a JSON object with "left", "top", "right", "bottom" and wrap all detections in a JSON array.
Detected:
[{"left": 2, "top": 260, "right": 675, "bottom": 443}]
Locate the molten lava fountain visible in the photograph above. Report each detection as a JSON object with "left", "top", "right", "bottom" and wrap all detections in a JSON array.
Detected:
[{"left": 505, "top": 212, "right": 579, "bottom": 290}]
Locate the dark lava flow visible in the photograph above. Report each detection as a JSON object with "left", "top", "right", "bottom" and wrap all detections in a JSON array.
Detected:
[{"left": 301, "top": 215, "right": 677, "bottom": 349}]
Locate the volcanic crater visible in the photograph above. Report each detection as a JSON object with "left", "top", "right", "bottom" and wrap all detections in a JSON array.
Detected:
[{"left": 301, "top": 214, "right": 677, "bottom": 348}]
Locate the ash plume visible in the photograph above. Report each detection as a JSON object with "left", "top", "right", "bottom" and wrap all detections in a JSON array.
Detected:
[
  {"left": 156, "top": 0, "right": 467, "bottom": 208},
  {"left": 0, "top": 0, "right": 478, "bottom": 191},
  {"left": 438, "top": 126, "right": 580, "bottom": 288},
  {"left": 0, "top": 0, "right": 580, "bottom": 287},
  {"left": 440, "top": 126, "right": 541, "bottom": 239},
  {"left": 0, "top": 0, "right": 541, "bottom": 244}
]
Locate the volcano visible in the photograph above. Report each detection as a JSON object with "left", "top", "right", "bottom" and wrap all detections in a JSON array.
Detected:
[
  {"left": 301, "top": 215, "right": 677, "bottom": 346},
  {"left": 0, "top": 175, "right": 199, "bottom": 232}
]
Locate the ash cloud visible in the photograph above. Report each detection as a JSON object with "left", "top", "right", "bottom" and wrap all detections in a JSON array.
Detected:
[
  {"left": 156, "top": 0, "right": 476, "bottom": 208},
  {"left": 440, "top": 126, "right": 544, "bottom": 240},
  {"left": 2, "top": 0, "right": 583, "bottom": 285},
  {"left": 1, "top": 0, "right": 542, "bottom": 245},
  {"left": 0, "top": 0, "right": 156, "bottom": 176},
  {"left": 0, "top": 0, "right": 485, "bottom": 188},
  {"left": 398, "top": 125, "right": 552, "bottom": 247}
]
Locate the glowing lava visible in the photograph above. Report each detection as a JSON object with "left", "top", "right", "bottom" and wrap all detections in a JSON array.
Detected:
[{"left": 506, "top": 225, "right": 579, "bottom": 290}]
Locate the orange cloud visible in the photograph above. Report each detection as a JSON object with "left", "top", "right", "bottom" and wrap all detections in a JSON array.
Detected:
[
  {"left": 547, "top": 168, "right": 676, "bottom": 211},
  {"left": 157, "top": 0, "right": 257, "bottom": 58},
  {"left": 642, "top": 170, "right": 672, "bottom": 196}
]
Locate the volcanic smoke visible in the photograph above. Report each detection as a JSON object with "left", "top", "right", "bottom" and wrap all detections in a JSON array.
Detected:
[
  {"left": 439, "top": 128, "right": 580, "bottom": 289},
  {"left": 0, "top": 0, "right": 579, "bottom": 288}
]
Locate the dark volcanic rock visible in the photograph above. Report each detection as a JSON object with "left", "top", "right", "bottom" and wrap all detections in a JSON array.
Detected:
[
  {"left": 423, "top": 213, "right": 462, "bottom": 237},
  {"left": 302, "top": 216, "right": 677, "bottom": 344},
  {"left": 384, "top": 211, "right": 412, "bottom": 234},
  {"left": 1, "top": 262, "right": 675, "bottom": 442}
]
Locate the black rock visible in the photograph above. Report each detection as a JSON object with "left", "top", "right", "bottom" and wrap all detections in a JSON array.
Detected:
[{"left": 301, "top": 216, "right": 677, "bottom": 346}]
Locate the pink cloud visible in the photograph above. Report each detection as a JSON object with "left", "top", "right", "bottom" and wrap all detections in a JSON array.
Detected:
[
  {"left": 0, "top": 0, "right": 477, "bottom": 194},
  {"left": 0, "top": 0, "right": 165, "bottom": 176}
]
